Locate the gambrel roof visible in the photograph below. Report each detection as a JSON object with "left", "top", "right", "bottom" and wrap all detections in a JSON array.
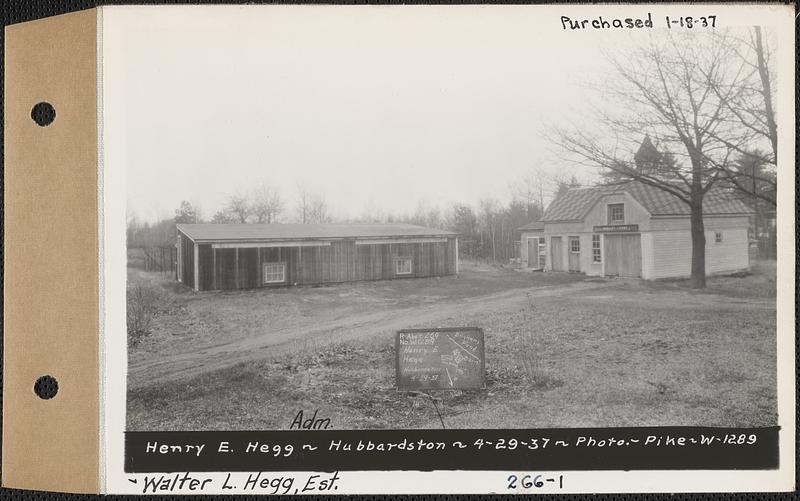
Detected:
[
  {"left": 518, "top": 221, "right": 545, "bottom": 231},
  {"left": 541, "top": 181, "right": 753, "bottom": 223}
]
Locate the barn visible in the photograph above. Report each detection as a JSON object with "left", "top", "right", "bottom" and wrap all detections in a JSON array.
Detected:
[
  {"left": 519, "top": 181, "right": 753, "bottom": 279},
  {"left": 175, "top": 223, "right": 458, "bottom": 291}
]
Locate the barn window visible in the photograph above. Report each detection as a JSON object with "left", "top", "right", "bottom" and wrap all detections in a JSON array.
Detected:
[
  {"left": 396, "top": 258, "right": 412, "bottom": 275},
  {"left": 714, "top": 231, "right": 723, "bottom": 243},
  {"left": 569, "top": 238, "right": 580, "bottom": 253},
  {"left": 263, "top": 262, "right": 286, "bottom": 284},
  {"left": 592, "top": 234, "right": 601, "bottom": 262},
  {"left": 608, "top": 203, "right": 625, "bottom": 224}
]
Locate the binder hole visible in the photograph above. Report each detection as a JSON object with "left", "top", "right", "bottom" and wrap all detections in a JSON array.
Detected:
[
  {"left": 34, "top": 375, "right": 58, "bottom": 399},
  {"left": 31, "top": 102, "right": 56, "bottom": 126}
]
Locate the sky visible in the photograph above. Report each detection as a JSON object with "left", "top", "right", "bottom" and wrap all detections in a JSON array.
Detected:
[{"left": 100, "top": 6, "right": 708, "bottom": 223}]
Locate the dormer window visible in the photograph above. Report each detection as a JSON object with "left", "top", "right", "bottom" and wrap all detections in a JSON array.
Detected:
[{"left": 608, "top": 203, "right": 625, "bottom": 224}]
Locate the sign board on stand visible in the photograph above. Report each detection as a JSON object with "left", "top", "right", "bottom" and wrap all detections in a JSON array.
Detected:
[{"left": 395, "top": 327, "right": 486, "bottom": 391}]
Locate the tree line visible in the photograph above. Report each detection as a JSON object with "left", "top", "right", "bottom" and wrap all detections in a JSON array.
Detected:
[
  {"left": 128, "top": 183, "right": 331, "bottom": 247},
  {"left": 127, "top": 172, "right": 582, "bottom": 262}
]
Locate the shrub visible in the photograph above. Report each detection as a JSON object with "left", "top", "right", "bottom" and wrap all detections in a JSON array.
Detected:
[
  {"left": 517, "top": 292, "right": 562, "bottom": 390},
  {"left": 127, "top": 283, "right": 160, "bottom": 347}
]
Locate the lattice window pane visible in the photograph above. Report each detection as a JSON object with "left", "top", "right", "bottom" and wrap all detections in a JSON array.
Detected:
[
  {"left": 608, "top": 203, "right": 625, "bottom": 224},
  {"left": 592, "top": 234, "right": 602, "bottom": 263},
  {"left": 263, "top": 263, "right": 286, "bottom": 283},
  {"left": 396, "top": 258, "right": 412, "bottom": 275}
]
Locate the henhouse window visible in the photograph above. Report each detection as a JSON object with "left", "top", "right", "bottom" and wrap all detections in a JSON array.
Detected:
[
  {"left": 714, "top": 231, "right": 723, "bottom": 244},
  {"left": 263, "top": 262, "right": 286, "bottom": 284},
  {"left": 396, "top": 258, "right": 413, "bottom": 275},
  {"left": 608, "top": 203, "right": 625, "bottom": 224},
  {"left": 569, "top": 238, "right": 580, "bottom": 253},
  {"left": 592, "top": 234, "right": 602, "bottom": 262}
]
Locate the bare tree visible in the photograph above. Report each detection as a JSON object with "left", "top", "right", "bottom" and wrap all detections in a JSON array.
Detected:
[
  {"left": 723, "top": 150, "right": 776, "bottom": 256},
  {"left": 174, "top": 200, "right": 201, "bottom": 224},
  {"left": 224, "top": 192, "right": 251, "bottom": 224},
  {"left": 308, "top": 194, "right": 331, "bottom": 224},
  {"left": 447, "top": 203, "right": 479, "bottom": 258},
  {"left": 126, "top": 210, "right": 141, "bottom": 246},
  {"left": 211, "top": 209, "right": 236, "bottom": 224},
  {"left": 553, "top": 174, "right": 582, "bottom": 200},
  {"left": 479, "top": 198, "right": 498, "bottom": 262},
  {"left": 509, "top": 170, "right": 546, "bottom": 220},
  {"left": 296, "top": 184, "right": 311, "bottom": 224},
  {"left": 513, "top": 167, "right": 585, "bottom": 214},
  {"left": 296, "top": 184, "right": 331, "bottom": 224},
  {"left": 354, "top": 200, "right": 388, "bottom": 223},
  {"left": 705, "top": 27, "right": 777, "bottom": 206},
  {"left": 410, "top": 200, "right": 444, "bottom": 229},
  {"left": 552, "top": 30, "right": 756, "bottom": 288},
  {"left": 250, "top": 183, "right": 283, "bottom": 223}
]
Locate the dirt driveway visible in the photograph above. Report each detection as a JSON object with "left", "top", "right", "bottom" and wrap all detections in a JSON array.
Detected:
[
  {"left": 127, "top": 271, "right": 611, "bottom": 389},
  {"left": 127, "top": 262, "right": 775, "bottom": 393},
  {"left": 127, "top": 259, "right": 777, "bottom": 430}
]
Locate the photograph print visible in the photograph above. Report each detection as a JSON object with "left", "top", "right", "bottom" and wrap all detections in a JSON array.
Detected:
[{"left": 122, "top": 8, "right": 780, "bottom": 434}]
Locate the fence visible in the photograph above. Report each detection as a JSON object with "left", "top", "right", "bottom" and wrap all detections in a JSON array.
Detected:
[{"left": 143, "top": 246, "right": 177, "bottom": 279}]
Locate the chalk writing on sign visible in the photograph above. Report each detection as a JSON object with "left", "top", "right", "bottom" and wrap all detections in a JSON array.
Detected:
[{"left": 395, "top": 327, "right": 485, "bottom": 390}]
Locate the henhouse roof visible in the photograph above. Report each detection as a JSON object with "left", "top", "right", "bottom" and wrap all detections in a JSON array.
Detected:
[
  {"left": 541, "top": 181, "right": 753, "bottom": 222},
  {"left": 176, "top": 223, "right": 457, "bottom": 242}
]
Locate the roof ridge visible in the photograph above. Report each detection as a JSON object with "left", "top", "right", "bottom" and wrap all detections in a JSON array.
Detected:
[
  {"left": 542, "top": 179, "right": 754, "bottom": 222},
  {"left": 176, "top": 222, "right": 458, "bottom": 241}
]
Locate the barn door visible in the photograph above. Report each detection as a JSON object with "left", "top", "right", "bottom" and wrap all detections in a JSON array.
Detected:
[
  {"left": 550, "top": 237, "right": 564, "bottom": 271},
  {"left": 568, "top": 236, "right": 580, "bottom": 272},
  {"left": 603, "top": 234, "right": 642, "bottom": 277},
  {"left": 527, "top": 238, "right": 539, "bottom": 268},
  {"left": 538, "top": 239, "right": 546, "bottom": 269}
]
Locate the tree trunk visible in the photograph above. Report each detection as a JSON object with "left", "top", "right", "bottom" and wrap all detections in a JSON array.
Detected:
[
  {"left": 753, "top": 26, "right": 777, "bottom": 163},
  {"left": 492, "top": 226, "right": 497, "bottom": 261},
  {"left": 689, "top": 193, "right": 706, "bottom": 289},
  {"left": 752, "top": 168, "right": 759, "bottom": 258}
]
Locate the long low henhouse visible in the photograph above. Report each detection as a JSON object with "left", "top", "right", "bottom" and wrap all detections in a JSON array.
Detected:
[{"left": 176, "top": 223, "right": 459, "bottom": 291}]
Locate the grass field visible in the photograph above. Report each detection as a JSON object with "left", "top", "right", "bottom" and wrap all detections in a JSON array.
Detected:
[{"left": 127, "top": 257, "right": 777, "bottom": 431}]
